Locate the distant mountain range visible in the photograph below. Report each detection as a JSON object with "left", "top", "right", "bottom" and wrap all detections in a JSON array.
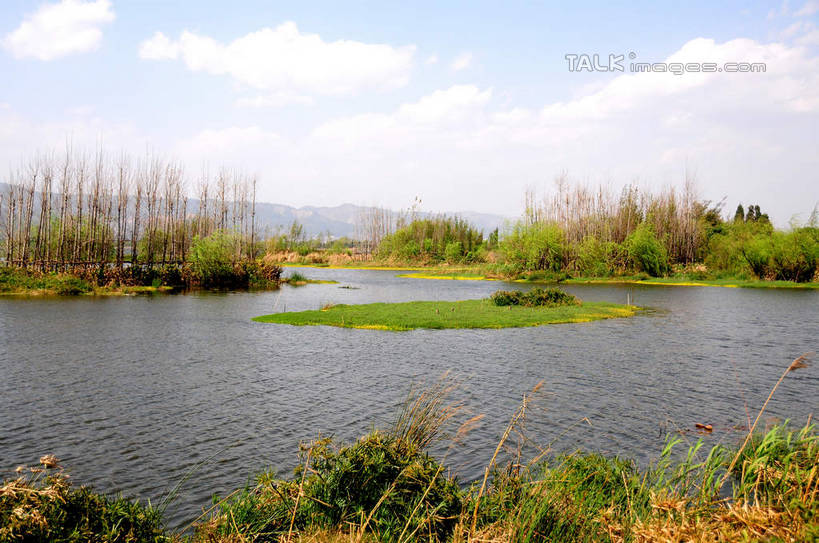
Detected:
[
  {"left": 0, "top": 182, "right": 510, "bottom": 239},
  {"left": 254, "top": 201, "right": 509, "bottom": 238}
]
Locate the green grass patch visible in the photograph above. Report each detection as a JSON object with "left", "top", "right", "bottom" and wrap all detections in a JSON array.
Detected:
[
  {"left": 563, "top": 276, "right": 819, "bottom": 289},
  {"left": 0, "top": 267, "right": 179, "bottom": 296},
  {"left": 396, "top": 268, "right": 819, "bottom": 289},
  {"left": 253, "top": 298, "right": 638, "bottom": 331},
  {"left": 284, "top": 271, "right": 339, "bottom": 286},
  {"left": 0, "top": 267, "right": 93, "bottom": 295}
]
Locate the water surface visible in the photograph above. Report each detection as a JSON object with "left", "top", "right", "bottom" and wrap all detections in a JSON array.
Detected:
[{"left": 1, "top": 268, "right": 816, "bottom": 527}]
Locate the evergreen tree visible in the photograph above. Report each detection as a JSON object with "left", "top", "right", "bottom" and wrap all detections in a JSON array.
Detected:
[{"left": 734, "top": 204, "right": 745, "bottom": 223}]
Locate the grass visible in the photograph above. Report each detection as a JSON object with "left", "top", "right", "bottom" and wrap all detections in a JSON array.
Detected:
[
  {"left": 0, "top": 266, "right": 94, "bottom": 295},
  {"left": 0, "top": 267, "right": 177, "bottom": 296},
  {"left": 0, "top": 455, "right": 168, "bottom": 543},
  {"left": 252, "top": 298, "right": 638, "bottom": 331},
  {"left": 284, "top": 271, "right": 339, "bottom": 286},
  {"left": 396, "top": 269, "right": 819, "bottom": 289},
  {"left": 562, "top": 275, "right": 819, "bottom": 290}
]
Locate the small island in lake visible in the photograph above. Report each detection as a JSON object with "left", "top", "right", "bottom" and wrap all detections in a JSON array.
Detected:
[{"left": 253, "top": 288, "right": 639, "bottom": 330}]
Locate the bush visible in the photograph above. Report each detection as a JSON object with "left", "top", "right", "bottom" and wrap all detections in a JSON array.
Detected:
[
  {"left": 0, "top": 268, "right": 93, "bottom": 295},
  {"left": 490, "top": 287, "right": 578, "bottom": 307},
  {"left": 255, "top": 257, "right": 283, "bottom": 284},
  {"left": 444, "top": 241, "right": 463, "bottom": 263},
  {"left": 625, "top": 222, "right": 668, "bottom": 277},
  {"left": 287, "top": 271, "right": 307, "bottom": 283},
  {"left": 188, "top": 231, "right": 242, "bottom": 288},
  {"left": 740, "top": 233, "right": 772, "bottom": 278},
  {"left": 575, "top": 238, "right": 626, "bottom": 277},
  {"left": 53, "top": 277, "right": 92, "bottom": 296},
  {"left": 0, "top": 456, "right": 167, "bottom": 543},
  {"left": 768, "top": 230, "right": 818, "bottom": 282},
  {"left": 513, "top": 454, "right": 651, "bottom": 542},
  {"left": 198, "top": 433, "right": 461, "bottom": 542},
  {"left": 500, "top": 222, "right": 565, "bottom": 273},
  {"left": 376, "top": 216, "right": 484, "bottom": 263}
]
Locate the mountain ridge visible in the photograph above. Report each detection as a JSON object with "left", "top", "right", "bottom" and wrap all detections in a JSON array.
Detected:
[{"left": 0, "top": 182, "right": 510, "bottom": 239}]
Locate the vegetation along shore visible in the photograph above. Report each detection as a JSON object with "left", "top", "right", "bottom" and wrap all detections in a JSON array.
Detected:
[
  {"left": 2, "top": 156, "right": 816, "bottom": 294},
  {"left": 266, "top": 181, "right": 818, "bottom": 290},
  {"left": 1, "top": 356, "right": 815, "bottom": 542}
]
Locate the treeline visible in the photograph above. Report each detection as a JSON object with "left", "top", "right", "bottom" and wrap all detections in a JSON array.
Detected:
[
  {"left": 266, "top": 220, "right": 355, "bottom": 256},
  {"left": 0, "top": 149, "right": 283, "bottom": 289},
  {"left": 503, "top": 180, "right": 818, "bottom": 281},
  {"left": 366, "top": 180, "right": 817, "bottom": 282},
  {"left": 376, "top": 214, "right": 487, "bottom": 263}
]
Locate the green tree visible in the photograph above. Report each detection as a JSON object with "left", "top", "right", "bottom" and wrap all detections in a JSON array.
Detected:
[
  {"left": 444, "top": 241, "right": 463, "bottom": 263},
  {"left": 500, "top": 221, "right": 565, "bottom": 272},
  {"left": 733, "top": 204, "right": 745, "bottom": 223},
  {"left": 625, "top": 222, "right": 668, "bottom": 277},
  {"left": 189, "top": 231, "right": 238, "bottom": 287}
]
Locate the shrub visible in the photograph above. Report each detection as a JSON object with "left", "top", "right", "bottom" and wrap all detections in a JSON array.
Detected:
[
  {"left": 513, "top": 454, "right": 652, "bottom": 542},
  {"left": 500, "top": 222, "right": 565, "bottom": 273},
  {"left": 397, "top": 239, "right": 421, "bottom": 261},
  {"left": 287, "top": 271, "right": 307, "bottom": 283},
  {"left": 490, "top": 287, "right": 578, "bottom": 307},
  {"left": 376, "top": 216, "right": 484, "bottom": 263},
  {"left": 198, "top": 433, "right": 461, "bottom": 542},
  {"left": 53, "top": 277, "right": 92, "bottom": 295},
  {"left": 188, "top": 231, "right": 240, "bottom": 288},
  {"left": 625, "top": 222, "right": 668, "bottom": 277},
  {"left": 444, "top": 241, "right": 463, "bottom": 263},
  {"left": 740, "top": 233, "right": 772, "bottom": 278},
  {"left": 255, "top": 257, "right": 283, "bottom": 284},
  {"left": 489, "top": 290, "right": 521, "bottom": 306},
  {"left": 0, "top": 456, "right": 167, "bottom": 543},
  {"left": 768, "top": 230, "right": 818, "bottom": 282}
]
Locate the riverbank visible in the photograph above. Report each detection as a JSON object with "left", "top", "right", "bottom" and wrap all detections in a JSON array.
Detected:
[
  {"left": 3, "top": 408, "right": 815, "bottom": 542},
  {"left": 277, "top": 259, "right": 819, "bottom": 289},
  {"left": 0, "top": 265, "right": 334, "bottom": 296},
  {"left": 0, "top": 268, "right": 176, "bottom": 296},
  {"left": 253, "top": 298, "right": 638, "bottom": 330},
  {"left": 395, "top": 270, "right": 819, "bottom": 290}
]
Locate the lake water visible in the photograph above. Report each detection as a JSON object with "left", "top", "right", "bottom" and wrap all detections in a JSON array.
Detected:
[{"left": 1, "top": 268, "right": 817, "bottom": 528}]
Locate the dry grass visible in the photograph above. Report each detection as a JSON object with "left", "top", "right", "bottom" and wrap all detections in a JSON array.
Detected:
[
  {"left": 390, "top": 373, "right": 468, "bottom": 452},
  {"left": 625, "top": 499, "right": 810, "bottom": 542}
]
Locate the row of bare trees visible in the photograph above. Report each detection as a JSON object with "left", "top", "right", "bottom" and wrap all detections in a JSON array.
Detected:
[
  {"left": 353, "top": 197, "right": 427, "bottom": 256},
  {"left": 0, "top": 149, "right": 258, "bottom": 271},
  {"left": 523, "top": 174, "right": 710, "bottom": 264},
  {"left": 354, "top": 206, "right": 396, "bottom": 256}
]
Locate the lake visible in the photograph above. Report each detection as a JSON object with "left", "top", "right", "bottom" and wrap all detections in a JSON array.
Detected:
[{"left": 1, "top": 267, "right": 816, "bottom": 528}]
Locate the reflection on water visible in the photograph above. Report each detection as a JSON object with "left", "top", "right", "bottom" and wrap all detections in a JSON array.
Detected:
[{"left": 1, "top": 268, "right": 817, "bottom": 527}]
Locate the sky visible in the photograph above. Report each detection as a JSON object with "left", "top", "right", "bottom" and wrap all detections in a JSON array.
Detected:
[{"left": 1, "top": 1, "right": 818, "bottom": 225}]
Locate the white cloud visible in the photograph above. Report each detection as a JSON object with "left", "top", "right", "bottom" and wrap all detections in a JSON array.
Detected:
[
  {"left": 0, "top": 104, "right": 145, "bottom": 170},
  {"left": 173, "top": 36, "right": 819, "bottom": 222},
  {"left": 177, "top": 126, "right": 284, "bottom": 158},
  {"left": 2, "top": 34, "right": 817, "bottom": 225},
  {"left": 795, "top": 0, "right": 819, "bottom": 16},
  {"left": 451, "top": 52, "right": 472, "bottom": 71},
  {"left": 425, "top": 53, "right": 438, "bottom": 64},
  {"left": 138, "top": 22, "right": 416, "bottom": 97},
  {"left": 235, "top": 92, "right": 314, "bottom": 108},
  {"left": 138, "top": 31, "right": 179, "bottom": 60},
  {"left": 768, "top": 0, "right": 791, "bottom": 19},
  {"left": 3, "top": 0, "right": 114, "bottom": 61}
]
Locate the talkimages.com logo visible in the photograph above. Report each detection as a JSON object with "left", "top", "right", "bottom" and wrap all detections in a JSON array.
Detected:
[{"left": 565, "top": 52, "right": 766, "bottom": 74}]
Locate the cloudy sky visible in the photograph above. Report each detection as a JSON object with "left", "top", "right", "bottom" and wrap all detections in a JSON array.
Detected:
[{"left": 1, "top": 1, "right": 817, "bottom": 224}]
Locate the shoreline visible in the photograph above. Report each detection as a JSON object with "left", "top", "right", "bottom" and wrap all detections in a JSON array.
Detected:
[{"left": 277, "top": 262, "right": 819, "bottom": 289}]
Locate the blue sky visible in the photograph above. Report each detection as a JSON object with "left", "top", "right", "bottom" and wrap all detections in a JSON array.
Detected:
[{"left": 1, "top": 1, "right": 817, "bottom": 224}]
